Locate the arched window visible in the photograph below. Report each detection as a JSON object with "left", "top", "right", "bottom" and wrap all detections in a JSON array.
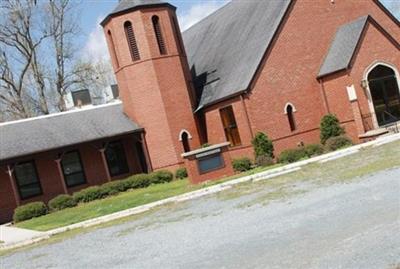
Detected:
[
  {"left": 107, "top": 30, "right": 119, "bottom": 68},
  {"left": 367, "top": 64, "right": 400, "bottom": 126},
  {"left": 152, "top": 16, "right": 166, "bottom": 55},
  {"left": 285, "top": 104, "right": 296, "bottom": 131},
  {"left": 181, "top": 132, "right": 190, "bottom": 153},
  {"left": 124, "top": 21, "right": 140, "bottom": 61}
]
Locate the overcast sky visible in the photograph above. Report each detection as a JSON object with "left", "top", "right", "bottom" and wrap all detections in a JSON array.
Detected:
[{"left": 79, "top": 0, "right": 399, "bottom": 63}]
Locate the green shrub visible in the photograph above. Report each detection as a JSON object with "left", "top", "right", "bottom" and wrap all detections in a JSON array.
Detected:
[
  {"left": 48, "top": 194, "right": 77, "bottom": 211},
  {"left": 232, "top": 157, "right": 252, "bottom": 172},
  {"left": 252, "top": 132, "right": 274, "bottom": 158},
  {"left": 125, "top": 174, "right": 152, "bottom": 189},
  {"left": 255, "top": 155, "right": 274, "bottom": 167},
  {"left": 13, "top": 202, "right": 48, "bottom": 223},
  {"left": 324, "top": 136, "right": 353, "bottom": 152},
  {"left": 304, "top": 144, "right": 324, "bottom": 157},
  {"left": 151, "top": 170, "right": 174, "bottom": 184},
  {"left": 320, "top": 114, "right": 345, "bottom": 144},
  {"left": 201, "top": 143, "right": 211, "bottom": 148},
  {"left": 175, "top": 168, "right": 188, "bottom": 179},
  {"left": 278, "top": 148, "right": 308, "bottom": 164},
  {"left": 101, "top": 180, "right": 130, "bottom": 196},
  {"left": 73, "top": 186, "right": 106, "bottom": 203}
]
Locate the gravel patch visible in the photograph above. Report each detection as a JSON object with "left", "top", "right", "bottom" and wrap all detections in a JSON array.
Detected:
[{"left": 2, "top": 168, "right": 399, "bottom": 269}]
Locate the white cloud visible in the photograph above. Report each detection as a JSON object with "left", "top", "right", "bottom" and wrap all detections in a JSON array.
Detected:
[
  {"left": 178, "top": 0, "right": 229, "bottom": 31},
  {"left": 82, "top": 17, "right": 110, "bottom": 62}
]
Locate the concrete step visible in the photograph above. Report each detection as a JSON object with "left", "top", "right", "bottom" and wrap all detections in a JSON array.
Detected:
[{"left": 385, "top": 122, "right": 400, "bottom": 134}]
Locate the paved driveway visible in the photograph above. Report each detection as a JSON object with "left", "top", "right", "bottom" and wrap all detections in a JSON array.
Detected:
[{"left": 2, "top": 168, "right": 400, "bottom": 269}]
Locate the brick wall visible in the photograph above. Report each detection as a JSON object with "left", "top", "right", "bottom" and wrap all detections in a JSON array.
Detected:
[
  {"left": 203, "top": 96, "right": 255, "bottom": 159},
  {"left": 322, "top": 23, "right": 399, "bottom": 140},
  {"left": 202, "top": 0, "right": 399, "bottom": 158},
  {"left": 103, "top": 6, "right": 200, "bottom": 172}
]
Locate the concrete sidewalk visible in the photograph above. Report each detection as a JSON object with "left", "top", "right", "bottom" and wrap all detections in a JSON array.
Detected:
[
  {"left": 0, "top": 225, "right": 49, "bottom": 249},
  {"left": 1, "top": 132, "right": 399, "bottom": 252}
]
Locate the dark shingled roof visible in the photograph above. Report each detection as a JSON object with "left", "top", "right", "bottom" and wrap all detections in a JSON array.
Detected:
[
  {"left": 101, "top": 0, "right": 173, "bottom": 26},
  {"left": 112, "top": 0, "right": 165, "bottom": 13},
  {"left": 318, "top": 16, "right": 369, "bottom": 78},
  {"left": 182, "top": 0, "right": 291, "bottom": 110},
  {"left": 0, "top": 103, "right": 142, "bottom": 161}
]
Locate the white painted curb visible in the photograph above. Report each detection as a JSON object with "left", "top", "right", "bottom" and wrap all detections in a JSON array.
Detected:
[
  {"left": 318, "top": 149, "right": 359, "bottom": 163},
  {"left": 253, "top": 167, "right": 302, "bottom": 182}
]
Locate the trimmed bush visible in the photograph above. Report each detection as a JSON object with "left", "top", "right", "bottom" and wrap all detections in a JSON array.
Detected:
[
  {"left": 278, "top": 148, "right": 308, "bottom": 164},
  {"left": 175, "top": 168, "right": 188, "bottom": 179},
  {"left": 125, "top": 174, "right": 152, "bottom": 189},
  {"left": 13, "top": 202, "right": 48, "bottom": 223},
  {"left": 255, "top": 155, "right": 274, "bottom": 167},
  {"left": 101, "top": 180, "right": 130, "bottom": 196},
  {"left": 304, "top": 144, "right": 324, "bottom": 157},
  {"left": 151, "top": 170, "right": 174, "bottom": 184},
  {"left": 325, "top": 136, "right": 353, "bottom": 152},
  {"left": 232, "top": 157, "right": 252, "bottom": 172},
  {"left": 320, "top": 114, "right": 345, "bottom": 144},
  {"left": 73, "top": 186, "right": 106, "bottom": 203},
  {"left": 252, "top": 132, "right": 274, "bottom": 158},
  {"left": 48, "top": 194, "right": 77, "bottom": 211}
]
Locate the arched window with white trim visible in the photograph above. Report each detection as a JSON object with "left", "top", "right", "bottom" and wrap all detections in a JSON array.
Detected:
[
  {"left": 285, "top": 103, "right": 296, "bottom": 131},
  {"left": 179, "top": 130, "right": 192, "bottom": 153},
  {"left": 367, "top": 64, "right": 400, "bottom": 126}
]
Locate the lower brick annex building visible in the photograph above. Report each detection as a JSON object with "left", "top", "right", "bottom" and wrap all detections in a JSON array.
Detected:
[{"left": 0, "top": 0, "right": 399, "bottom": 223}]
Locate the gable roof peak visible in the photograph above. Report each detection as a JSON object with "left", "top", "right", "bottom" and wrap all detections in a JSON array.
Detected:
[{"left": 318, "top": 15, "right": 370, "bottom": 78}]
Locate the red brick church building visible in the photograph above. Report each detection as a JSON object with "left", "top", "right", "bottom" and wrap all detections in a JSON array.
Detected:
[{"left": 0, "top": 0, "right": 399, "bottom": 223}]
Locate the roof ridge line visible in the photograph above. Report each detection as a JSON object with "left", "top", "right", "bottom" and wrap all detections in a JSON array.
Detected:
[{"left": 0, "top": 101, "right": 122, "bottom": 127}]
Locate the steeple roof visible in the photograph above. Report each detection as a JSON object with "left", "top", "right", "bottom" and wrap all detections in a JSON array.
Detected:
[{"left": 101, "top": 0, "right": 175, "bottom": 26}]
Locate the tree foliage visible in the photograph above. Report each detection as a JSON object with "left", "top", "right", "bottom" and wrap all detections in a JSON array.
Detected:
[
  {"left": 320, "top": 114, "right": 345, "bottom": 144},
  {"left": 251, "top": 132, "right": 274, "bottom": 158},
  {"left": 0, "top": 0, "right": 115, "bottom": 121}
]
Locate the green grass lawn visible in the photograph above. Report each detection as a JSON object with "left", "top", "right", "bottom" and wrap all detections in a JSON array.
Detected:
[
  {"left": 15, "top": 140, "right": 399, "bottom": 232},
  {"left": 15, "top": 163, "right": 282, "bottom": 232},
  {"left": 16, "top": 179, "right": 200, "bottom": 231}
]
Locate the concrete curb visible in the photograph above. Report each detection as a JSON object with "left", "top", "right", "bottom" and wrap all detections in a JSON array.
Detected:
[
  {"left": 2, "top": 133, "right": 399, "bottom": 251},
  {"left": 47, "top": 184, "right": 233, "bottom": 236},
  {"left": 253, "top": 167, "right": 302, "bottom": 182},
  {"left": 318, "top": 148, "right": 359, "bottom": 163}
]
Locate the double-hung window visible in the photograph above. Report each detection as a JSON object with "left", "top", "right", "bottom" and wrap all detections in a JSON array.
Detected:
[
  {"left": 14, "top": 161, "right": 42, "bottom": 199},
  {"left": 105, "top": 141, "right": 129, "bottom": 177},
  {"left": 61, "top": 151, "right": 86, "bottom": 188}
]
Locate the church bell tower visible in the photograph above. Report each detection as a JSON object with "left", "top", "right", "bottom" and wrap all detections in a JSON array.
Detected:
[{"left": 101, "top": 0, "right": 200, "bottom": 171}]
